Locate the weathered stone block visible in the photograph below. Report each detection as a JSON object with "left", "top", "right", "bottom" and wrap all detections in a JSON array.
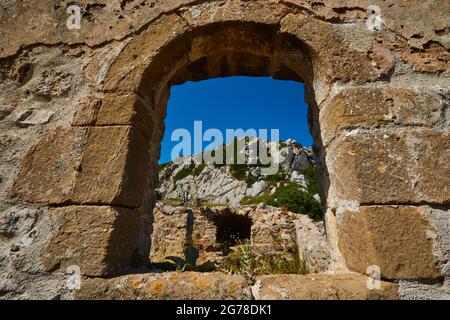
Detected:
[
  {"left": 75, "top": 272, "right": 251, "bottom": 300},
  {"left": 96, "top": 94, "right": 154, "bottom": 140},
  {"left": 320, "top": 88, "right": 443, "bottom": 146},
  {"left": 103, "top": 13, "right": 189, "bottom": 94},
  {"left": 338, "top": 206, "right": 441, "bottom": 279},
  {"left": 9, "top": 127, "right": 87, "bottom": 204},
  {"left": 43, "top": 206, "right": 140, "bottom": 277},
  {"left": 179, "top": 0, "right": 289, "bottom": 27},
  {"left": 189, "top": 209, "right": 218, "bottom": 264},
  {"left": 72, "top": 97, "right": 102, "bottom": 126},
  {"left": 279, "top": 14, "right": 379, "bottom": 85},
  {"left": 10, "top": 126, "right": 150, "bottom": 208},
  {"left": 295, "top": 216, "right": 331, "bottom": 273},
  {"left": 253, "top": 274, "right": 398, "bottom": 300},
  {"left": 411, "top": 130, "right": 450, "bottom": 204},
  {"left": 150, "top": 206, "right": 219, "bottom": 264},
  {"left": 150, "top": 207, "right": 189, "bottom": 263},
  {"left": 327, "top": 129, "right": 449, "bottom": 204},
  {"left": 71, "top": 126, "right": 150, "bottom": 208},
  {"left": 422, "top": 206, "right": 450, "bottom": 277}
]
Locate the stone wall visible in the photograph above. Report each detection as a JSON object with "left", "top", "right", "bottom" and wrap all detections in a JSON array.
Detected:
[
  {"left": 0, "top": 0, "right": 449, "bottom": 299},
  {"left": 150, "top": 204, "right": 218, "bottom": 264}
]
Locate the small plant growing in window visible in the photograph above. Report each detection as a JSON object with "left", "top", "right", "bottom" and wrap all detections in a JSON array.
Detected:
[
  {"left": 218, "top": 240, "right": 308, "bottom": 278},
  {"left": 165, "top": 245, "right": 216, "bottom": 272}
]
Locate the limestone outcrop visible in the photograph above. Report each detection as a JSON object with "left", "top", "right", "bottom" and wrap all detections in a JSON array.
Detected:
[{"left": 157, "top": 140, "right": 313, "bottom": 207}]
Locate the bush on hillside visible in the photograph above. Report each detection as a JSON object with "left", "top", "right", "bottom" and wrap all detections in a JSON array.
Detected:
[
  {"left": 300, "top": 164, "right": 319, "bottom": 195},
  {"left": 241, "top": 182, "right": 323, "bottom": 220},
  {"left": 173, "top": 163, "right": 195, "bottom": 183},
  {"left": 267, "top": 182, "right": 323, "bottom": 220}
]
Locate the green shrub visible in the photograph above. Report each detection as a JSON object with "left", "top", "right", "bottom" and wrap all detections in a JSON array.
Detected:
[
  {"left": 211, "top": 145, "right": 226, "bottom": 167},
  {"left": 300, "top": 164, "right": 319, "bottom": 195},
  {"left": 158, "top": 162, "right": 171, "bottom": 171},
  {"left": 230, "top": 164, "right": 247, "bottom": 181},
  {"left": 241, "top": 182, "right": 323, "bottom": 220},
  {"left": 155, "top": 190, "right": 162, "bottom": 200},
  {"left": 193, "top": 163, "right": 206, "bottom": 176},
  {"left": 240, "top": 193, "right": 271, "bottom": 205},
  {"left": 218, "top": 240, "right": 308, "bottom": 276},
  {"left": 245, "top": 175, "right": 258, "bottom": 186},
  {"left": 162, "top": 198, "right": 182, "bottom": 205},
  {"left": 267, "top": 182, "right": 323, "bottom": 220},
  {"left": 262, "top": 172, "right": 288, "bottom": 186},
  {"left": 199, "top": 199, "right": 225, "bottom": 207},
  {"left": 173, "top": 163, "right": 195, "bottom": 183},
  {"left": 158, "top": 162, "right": 174, "bottom": 179}
]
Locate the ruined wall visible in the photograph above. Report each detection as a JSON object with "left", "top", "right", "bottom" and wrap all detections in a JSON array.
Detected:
[
  {"left": 0, "top": 0, "right": 449, "bottom": 299},
  {"left": 150, "top": 205, "right": 218, "bottom": 264},
  {"left": 150, "top": 204, "right": 302, "bottom": 266}
]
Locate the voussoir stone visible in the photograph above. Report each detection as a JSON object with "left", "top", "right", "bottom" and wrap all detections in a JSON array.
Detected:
[
  {"left": 338, "top": 206, "right": 441, "bottom": 280},
  {"left": 72, "top": 97, "right": 102, "bottom": 127},
  {"left": 103, "top": 13, "right": 189, "bottom": 94},
  {"left": 43, "top": 206, "right": 140, "bottom": 277},
  {"left": 279, "top": 14, "right": 379, "bottom": 85},
  {"left": 95, "top": 93, "right": 154, "bottom": 140}
]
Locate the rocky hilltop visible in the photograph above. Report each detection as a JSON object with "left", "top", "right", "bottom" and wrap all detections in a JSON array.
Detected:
[{"left": 157, "top": 139, "right": 322, "bottom": 218}]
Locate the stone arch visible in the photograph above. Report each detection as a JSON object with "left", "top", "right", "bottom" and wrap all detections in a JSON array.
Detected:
[
  {"left": 9, "top": 0, "right": 448, "bottom": 284},
  {"left": 95, "top": 7, "right": 329, "bottom": 272}
]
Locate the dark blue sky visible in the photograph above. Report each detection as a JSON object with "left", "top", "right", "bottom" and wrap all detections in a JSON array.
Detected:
[{"left": 159, "top": 76, "right": 312, "bottom": 164}]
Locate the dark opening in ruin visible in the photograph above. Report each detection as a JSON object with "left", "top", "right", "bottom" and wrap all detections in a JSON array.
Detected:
[{"left": 213, "top": 209, "right": 252, "bottom": 249}]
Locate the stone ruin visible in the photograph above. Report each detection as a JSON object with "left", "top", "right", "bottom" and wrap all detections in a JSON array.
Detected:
[
  {"left": 150, "top": 203, "right": 330, "bottom": 271},
  {"left": 0, "top": 0, "right": 449, "bottom": 299}
]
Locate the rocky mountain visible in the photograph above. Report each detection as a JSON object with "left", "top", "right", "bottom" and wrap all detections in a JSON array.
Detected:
[{"left": 156, "top": 139, "right": 322, "bottom": 218}]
